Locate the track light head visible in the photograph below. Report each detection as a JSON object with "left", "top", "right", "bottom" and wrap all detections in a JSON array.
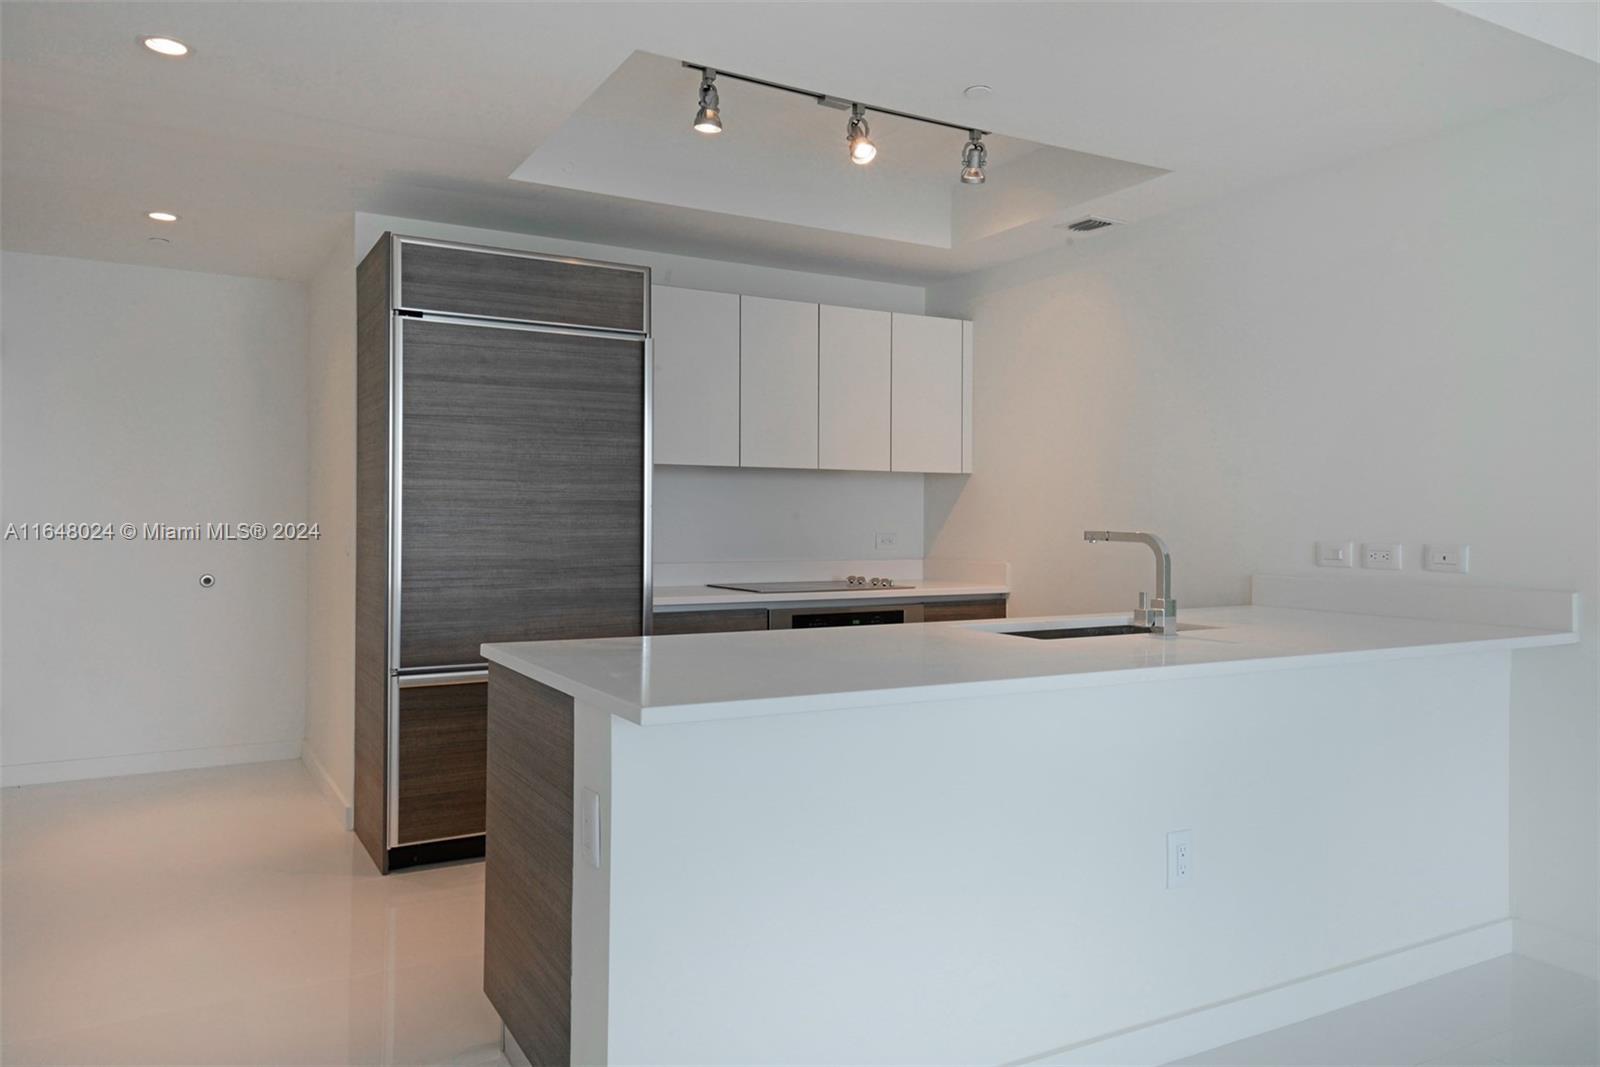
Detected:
[
  {"left": 693, "top": 70, "right": 722, "bottom": 134},
  {"left": 846, "top": 104, "right": 876, "bottom": 165},
  {"left": 960, "top": 130, "right": 987, "bottom": 185}
]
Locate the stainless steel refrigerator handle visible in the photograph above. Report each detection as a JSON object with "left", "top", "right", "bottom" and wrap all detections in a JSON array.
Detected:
[
  {"left": 401, "top": 310, "right": 648, "bottom": 341},
  {"left": 395, "top": 669, "right": 488, "bottom": 688}
]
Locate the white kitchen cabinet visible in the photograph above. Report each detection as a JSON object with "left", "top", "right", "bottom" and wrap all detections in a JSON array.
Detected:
[
  {"left": 740, "top": 296, "right": 819, "bottom": 469},
  {"left": 890, "top": 313, "right": 965, "bottom": 474},
  {"left": 961, "top": 320, "right": 974, "bottom": 474},
  {"left": 818, "top": 305, "right": 891, "bottom": 471},
  {"left": 651, "top": 285, "right": 740, "bottom": 467}
]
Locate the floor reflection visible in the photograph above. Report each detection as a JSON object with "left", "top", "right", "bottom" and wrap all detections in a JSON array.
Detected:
[{"left": 1, "top": 760, "right": 506, "bottom": 1066}]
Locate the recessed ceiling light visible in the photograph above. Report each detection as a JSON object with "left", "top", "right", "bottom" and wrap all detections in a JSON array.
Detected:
[
  {"left": 140, "top": 36, "right": 190, "bottom": 57},
  {"left": 962, "top": 84, "right": 993, "bottom": 100},
  {"left": 146, "top": 211, "right": 180, "bottom": 222}
]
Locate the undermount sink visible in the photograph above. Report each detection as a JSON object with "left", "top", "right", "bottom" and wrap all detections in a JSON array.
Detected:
[
  {"left": 1009, "top": 624, "right": 1153, "bottom": 640},
  {"left": 1004, "top": 622, "right": 1215, "bottom": 640}
]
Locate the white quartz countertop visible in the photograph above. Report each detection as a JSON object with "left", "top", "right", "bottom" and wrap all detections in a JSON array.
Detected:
[
  {"left": 482, "top": 603, "right": 1577, "bottom": 726},
  {"left": 653, "top": 580, "right": 1009, "bottom": 609}
]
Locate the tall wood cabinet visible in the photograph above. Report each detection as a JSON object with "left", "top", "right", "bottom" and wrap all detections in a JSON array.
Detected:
[{"left": 356, "top": 234, "right": 650, "bottom": 873}]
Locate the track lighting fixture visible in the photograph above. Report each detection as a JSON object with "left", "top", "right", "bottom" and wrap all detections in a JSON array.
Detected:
[
  {"left": 680, "top": 61, "right": 990, "bottom": 178},
  {"left": 960, "top": 130, "right": 987, "bottom": 185},
  {"left": 846, "top": 104, "right": 876, "bottom": 165},
  {"left": 693, "top": 70, "right": 722, "bottom": 134}
]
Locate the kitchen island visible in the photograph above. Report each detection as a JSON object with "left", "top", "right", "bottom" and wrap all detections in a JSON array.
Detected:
[{"left": 481, "top": 577, "right": 1576, "bottom": 1066}]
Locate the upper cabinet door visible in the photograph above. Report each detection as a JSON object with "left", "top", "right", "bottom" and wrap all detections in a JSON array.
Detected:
[
  {"left": 740, "top": 296, "right": 819, "bottom": 470},
  {"left": 818, "top": 305, "right": 891, "bottom": 472},
  {"left": 961, "top": 321, "right": 974, "bottom": 474},
  {"left": 394, "top": 238, "right": 647, "bottom": 333},
  {"left": 891, "top": 313, "right": 964, "bottom": 474},
  {"left": 651, "top": 286, "right": 740, "bottom": 467}
]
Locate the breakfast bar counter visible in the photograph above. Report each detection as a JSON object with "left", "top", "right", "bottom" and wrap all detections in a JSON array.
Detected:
[{"left": 480, "top": 577, "right": 1576, "bottom": 1066}]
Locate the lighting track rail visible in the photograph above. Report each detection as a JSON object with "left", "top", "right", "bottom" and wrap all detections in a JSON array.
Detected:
[
  {"left": 681, "top": 61, "right": 989, "bottom": 136},
  {"left": 681, "top": 60, "right": 990, "bottom": 181}
]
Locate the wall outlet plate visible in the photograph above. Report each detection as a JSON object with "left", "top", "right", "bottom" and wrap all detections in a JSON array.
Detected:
[
  {"left": 1423, "top": 544, "right": 1470, "bottom": 573},
  {"left": 1167, "top": 829, "right": 1193, "bottom": 889},
  {"left": 1362, "top": 543, "right": 1403, "bottom": 570},
  {"left": 874, "top": 531, "right": 898, "bottom": 551},
  {"left": 1316, "top": 541, "right": 1354, "bottom": 567}
]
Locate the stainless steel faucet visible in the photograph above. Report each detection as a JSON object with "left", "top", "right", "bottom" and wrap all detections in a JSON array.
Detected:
[{"left": 1083, "top": 530, "right": 1178, "bottom": 637}]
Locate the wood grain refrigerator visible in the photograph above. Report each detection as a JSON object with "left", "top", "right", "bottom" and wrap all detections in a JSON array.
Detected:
[{"left": 355, "top": 234, "right": 650, "bottom": 873}]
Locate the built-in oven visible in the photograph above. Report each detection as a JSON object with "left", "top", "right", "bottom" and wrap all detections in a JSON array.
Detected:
[{"left": 767, "top": 603, "right": 925, "bottom": 628}]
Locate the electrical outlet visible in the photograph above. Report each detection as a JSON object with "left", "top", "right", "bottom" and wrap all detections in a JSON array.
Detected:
[
  {"left": 1362, "top": 543, "right": 1403, "bottom": 570},
  {"left": 1316, "top": 541, "right": 1354, "bottom": 568},
  {"left": 1167, "top": 829, "right": 1194, "bottom": 888},
  {"left": 1423, "top": 544, "right": 1469, "bottom": 574},
  {"left": 874, "top": 531, "right": 898, "bottom": 551}
]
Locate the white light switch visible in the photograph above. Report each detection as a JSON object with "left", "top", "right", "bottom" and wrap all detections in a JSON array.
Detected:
[
  {"left": 580, "top": 788, "right": 602, "bottom": 870},
  {"left": 1316, "top": 541, "right": 1354, "bottom": 567},
  {"left": 1424, "top": 544, "right": 1470, "bottom": 574}
]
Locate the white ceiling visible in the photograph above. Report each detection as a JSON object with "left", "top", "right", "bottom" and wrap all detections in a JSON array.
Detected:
[
  {"left": 1, "top": 2, "right": 1593, "bottom": 284},
  {"left": 511, "top": 51, "right": 1169, "bottom": 251}
]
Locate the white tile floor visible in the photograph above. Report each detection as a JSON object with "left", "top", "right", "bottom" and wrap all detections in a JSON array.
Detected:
[
  {"left": 1, "top": 760, "right": 506, "bottom": 1066},
  {"left": 3, "top": 760, "right": 1595, "bottom": 1067},
  {"left": 1173, "top": 953, "right": 1598, "bottom": 1066}
]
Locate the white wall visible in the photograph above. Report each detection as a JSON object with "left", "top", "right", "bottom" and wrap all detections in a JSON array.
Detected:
[
  {"left": 924, "top": 92, "right": 1599, "bottom": 968},
  {"left": 353, "top": 213, "right": 927, "bottom": 314},
  {"left": 302, "top": 223, "right": 356, "bottom": 819},
  {"left": 654, "top": 467, "right": 924, "bottom": 563},
  {"left": 0, "top": 253, "right": 309, "bottom": 784}
]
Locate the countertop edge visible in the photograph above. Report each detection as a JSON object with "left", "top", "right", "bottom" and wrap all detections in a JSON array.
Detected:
[{"left": 483, "top": 622, "right": 1576, "bottom": 727}]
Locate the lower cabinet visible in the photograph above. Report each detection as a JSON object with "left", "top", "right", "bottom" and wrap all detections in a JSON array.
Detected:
[
  {"left": 921, "top": 597, "right": 1008, "bottom": 622},
  {"left": 396, "top": 679, "right": 488, "bottom": 846},
  {"left": 651, "top": 608, "right": 770, "bottom": 635}
]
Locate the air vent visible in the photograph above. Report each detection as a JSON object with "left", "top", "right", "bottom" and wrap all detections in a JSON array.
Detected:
[{"left": 1063, "top": 216, "right": 1117, "bottom": 233}]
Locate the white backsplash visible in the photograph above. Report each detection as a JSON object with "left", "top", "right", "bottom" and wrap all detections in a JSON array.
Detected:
[{"left": 652, "top": 465, "right": 925, "bottom": 564}]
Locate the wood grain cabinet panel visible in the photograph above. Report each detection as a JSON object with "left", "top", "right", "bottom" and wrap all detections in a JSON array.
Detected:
[
  {"left": 651, "top": 609, "right": 770, "bottom": 635},
  {"left": 397, "top": 318, "right": 646, "bottom": 668},
  {"left": 651, "top": 286, "right": 741, "bottom": 467},
  {"left": 920, "top": 597, "right": 1008, "bottom": 623},
  {"left": 484, "top": 666, "right": 574, "bottom": 1065},
  {"left": 396, "top": 681, "right": 488, "bottom": 845},
  {"left": 355, "top": 236, "right": 393, "bottom": 871},
  {"left": 396, "top": 239, "right": 646, "bottom": 332}
]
